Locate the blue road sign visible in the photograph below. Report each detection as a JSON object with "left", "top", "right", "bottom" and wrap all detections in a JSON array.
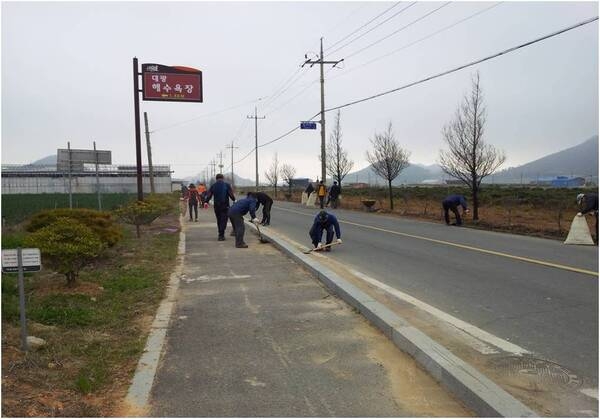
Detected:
[{"left": 300, "top": 121, "right": 317, "bottom": 130}]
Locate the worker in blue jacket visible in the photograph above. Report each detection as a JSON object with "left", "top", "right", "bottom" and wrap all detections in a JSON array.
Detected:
[
  {"left": 228, "top": 192, "right": 259, "bottom": 248},
  {"left": 204, "top": 174, "right": 236, "bottom": 241},
  {"left": 442, "top": 194, "right": 469, "bottom": 226},
  {"left": 309, "top": 210, "right": 342, "bottom": 251}
]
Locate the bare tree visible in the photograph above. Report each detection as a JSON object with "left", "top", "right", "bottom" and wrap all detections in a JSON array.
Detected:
[
  {"left": 319, "top": 110, "right": 354, "bottom": 186},
  {"left": 264, "top": 153, "right": 279, "bottom": 197},
  {"left": 366, "top": 122, "right": 410, "bottom": 211},
  {"left": 280, "top": 163, "right": 297, "bottom": 196},
  {"left": 438, "top": 72, "right": 506, "bottom": 221}
]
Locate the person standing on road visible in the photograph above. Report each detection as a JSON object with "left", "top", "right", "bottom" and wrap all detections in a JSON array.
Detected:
[
  {"left": 180, "top": 183, "right": 189, "bottom": 218},
  {"left": 305, "top": 182, "right": 314, "bottom": 196},
  {"left": 254, "top": 191, "right": 274, "bottom": 226},
  {"left": 327, "top": 181, "right": 341, "bottom": 209},
  {"left": 204, "top": 174, "right": 236, "bottom": 241},
  {"left": 317, "top": 180, "right": 327, "bottom": 209},
  {"left": 197, "top": 182, "right": 207, "bottom": 209},
  {"left": 442, "top": 194, "right": 469, "bottom": 226},
  {"left": 577, "top": 192, "right": 598, "bottom": 244},
  {"left": 309, "top": 210, "right": 342, "bottom": 252},
  {"left": 228, "top": 192, "right": 259, "bottom": 248},
  {"left": 187, "top": 183, "right": 200, "bottom": 222}
]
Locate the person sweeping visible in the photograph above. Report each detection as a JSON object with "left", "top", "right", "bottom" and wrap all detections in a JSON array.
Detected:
[{"left": 309, "top": 210, "right": 342, "bottom": 252}]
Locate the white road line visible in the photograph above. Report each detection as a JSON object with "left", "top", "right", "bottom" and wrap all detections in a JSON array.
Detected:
[
  {"left": 182, "top": 274, "right": 252, "bottom": 283},
  {"left": 580, "top": 388, "right": 599, "bottom": 400},
  {"left": 347, "top": 268, "right": 530, "bottom": 355}
]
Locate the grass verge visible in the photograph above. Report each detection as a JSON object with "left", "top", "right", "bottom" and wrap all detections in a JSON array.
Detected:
[{"left": 1, "top": 206, "right": 180, "bottom": 417}]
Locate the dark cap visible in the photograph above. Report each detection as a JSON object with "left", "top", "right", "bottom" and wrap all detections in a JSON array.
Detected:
[{"left": 318, "top": 210, "right": 328, "bottom": 222}]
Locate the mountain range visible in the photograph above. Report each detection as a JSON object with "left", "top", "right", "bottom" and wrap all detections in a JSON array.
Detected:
[
  {"left": 344, "top": 135, "right": 598, "bottom": 185},
  {"left": 21, "top": 135, "right": 600, "bottom": 186}
]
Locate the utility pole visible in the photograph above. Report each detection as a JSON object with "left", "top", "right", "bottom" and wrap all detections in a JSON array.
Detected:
[
  {"left": 143, "top": 112, "right": 156, "bottom": 193},
  {"left": 302, "top": 38, "right": 343, "bottom": 184},
  {"left": 210, "top": 160, "right": 217, "bottom": 179},
  {"left": 226, "top": 142, "right": 239, "bottom": 188},
  {"left": 247, "top": 107, "right": 265, "bottom": 189},
  {"left": 218, "top": 151, "right": 224, "bottom": 175}
]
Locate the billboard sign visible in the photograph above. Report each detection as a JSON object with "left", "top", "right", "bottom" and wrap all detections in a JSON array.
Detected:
[
  {"left": 142, "top": 63, "right": 203, "bottom": 102},
  {"left": 57, "top": 149, "right": 112, "bottom": 165}
]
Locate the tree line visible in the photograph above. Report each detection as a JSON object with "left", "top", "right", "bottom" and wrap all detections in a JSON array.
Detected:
[{"left": 263, "top": 72, "right": 505, "bottom": 221}]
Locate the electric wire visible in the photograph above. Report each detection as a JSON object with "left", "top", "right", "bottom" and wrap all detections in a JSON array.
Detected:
[
  {"left": 264, "top": 78, "right": 320, "bottom": 117},
  {"left": 329, "top": 2, "right": 503, "bottom": 82},
  {"left": 151, "top": 97, "right": 266, "bottom": 133},
  {"left": 325, "top": 15, "right": 599, "bottom": 113},
  {"left": 344, "top": 2, "right": 452, "bottom": 61},
  {"left": 325, "top": 2, "right": 402, "bottom": 52},
  {"left": 326, "top": 2, "right": 418, "bottom": 57},
  {"left": 262, "top": 68, "right": 311, "bottom": 114},
  {"left": 236, "top": 15, "right": 597, "bottom": 160},
  {"left": 260, "top": 64, "right": 305, "bottom": 110}
]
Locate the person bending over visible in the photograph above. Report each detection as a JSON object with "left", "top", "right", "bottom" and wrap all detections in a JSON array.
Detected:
[{"left": 309, "top": 210, "right": 342, "bottom": 252}]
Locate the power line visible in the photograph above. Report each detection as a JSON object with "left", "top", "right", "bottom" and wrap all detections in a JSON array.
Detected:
[
  {"left": 326, "top": 2, "right": 418, "bottom": 57},
  {"left": 325, "top": 2, "right": 402, "bottom": 52},
  {"left": 264, "top": 77, "right": 319, "bottom": 117},
  {"left": 151, "top": 97, "right": 265, "bottom": 133},
  {"left": 325, "top": 15, "right": 599, "bottom": 113},
  {"left": 260, "top": 64, "right": 305, "bottom": 110},
  {"left": 239, "top": 14, "right": 597, "bottom": 159},
  {"left": 262, "top": 68, "right": 311, "bottom": 113},
  {"left": 329, "top": 2, "right": 503, "bottom": 82},
  {"left": 344, "top": 2, "right": 452, "bottom": 61}
]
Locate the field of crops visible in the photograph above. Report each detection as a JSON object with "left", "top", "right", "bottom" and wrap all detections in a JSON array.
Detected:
[{"left": 1, "top": 193, "right": 137, "bottom": 226}]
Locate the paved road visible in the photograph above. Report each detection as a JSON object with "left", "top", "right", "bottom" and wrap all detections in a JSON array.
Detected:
[{"left": 268, "top": 201, "right": 599, "bottom": 387}]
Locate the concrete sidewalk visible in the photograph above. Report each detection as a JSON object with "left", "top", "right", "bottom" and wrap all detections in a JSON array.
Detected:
[{"left": 146, "top": 209, "right": 473, "bottom": 417}]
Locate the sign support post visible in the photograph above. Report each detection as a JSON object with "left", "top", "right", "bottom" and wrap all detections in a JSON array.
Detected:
[
  {"left": 17, "top": 248, "right": 28, "bottom": 352},
  {"left": 94, "top": 141, "right": 102, "bottom": 210},
  {"left": 2, "top": 248, "right": 42, "bottom": 352},
  {"left": 133, "top": 57, "right": 144, "bottom": 201},
  {"left": 67, "top": 141, "right": 73, "bottom": 209}
]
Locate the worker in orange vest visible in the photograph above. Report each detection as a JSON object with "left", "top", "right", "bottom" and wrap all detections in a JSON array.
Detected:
[{"left": 316, "top": 180, "right": 327, "bottom": 209}]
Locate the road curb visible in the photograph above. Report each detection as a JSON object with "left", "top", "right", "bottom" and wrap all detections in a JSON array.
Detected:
[
  {"left": 124, "top": 218, "right": 186, "bottom": 414},
  {"left": 249, "top": 222, "right": 538, "bottom": 417}
]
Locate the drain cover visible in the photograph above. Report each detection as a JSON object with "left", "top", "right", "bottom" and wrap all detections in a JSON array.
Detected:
[{"left": 490, "top": 356, "right": 582, "bottom": 391}]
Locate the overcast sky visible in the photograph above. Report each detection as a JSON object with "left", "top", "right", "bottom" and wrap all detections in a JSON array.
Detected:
[{"left": 2, "top": 1, "right": 598, "bottom": 181}]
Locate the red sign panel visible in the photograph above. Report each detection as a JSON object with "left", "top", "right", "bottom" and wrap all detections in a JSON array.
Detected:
[{"left": 142, "top": 63, "right": 203, "bottom": 102}]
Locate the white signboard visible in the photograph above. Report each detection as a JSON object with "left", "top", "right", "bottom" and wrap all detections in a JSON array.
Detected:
[
  {"left": 57, "top": 149, "right": 112, "bottom": 164},
  {"left": 2, "top": 248, "right": 42, "bottom": 273}
]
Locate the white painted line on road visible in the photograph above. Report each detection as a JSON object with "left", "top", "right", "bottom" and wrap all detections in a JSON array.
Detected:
[
  {"left": 182, "top": 274, "right": 252, "bottom": 283},
  {"left": 347, "top": 268, "right": 530, "bottom": 355},
  {"left": 580, "top": 388, "right": 599, "bottom": 400},
  {"left": 277, "top": 206, "right": 598, "bottom": 277}
]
